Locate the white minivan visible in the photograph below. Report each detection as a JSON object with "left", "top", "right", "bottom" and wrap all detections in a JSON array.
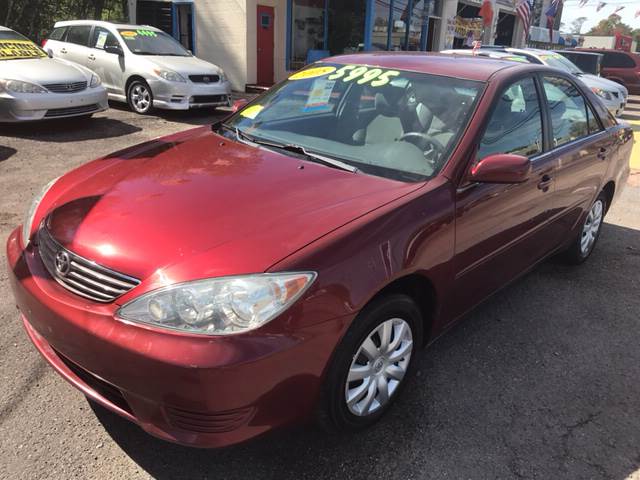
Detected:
[{"left": 44, "top": 20, "right": 232, "bottom": 114}]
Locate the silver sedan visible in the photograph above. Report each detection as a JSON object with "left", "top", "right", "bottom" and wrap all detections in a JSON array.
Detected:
[{"left": 0, "top": 26, "right": 108, "bottom": 122}]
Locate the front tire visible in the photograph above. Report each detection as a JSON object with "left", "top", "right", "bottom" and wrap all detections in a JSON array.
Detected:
[
  {"left": 563, "top": 192, "right": 607, "bottom": 264},
  {"left": 317, "top": 294, "right": 423, "bottom": 432},
  {"left": 127, "top": 80, "right": 153, "bottom": 114}
]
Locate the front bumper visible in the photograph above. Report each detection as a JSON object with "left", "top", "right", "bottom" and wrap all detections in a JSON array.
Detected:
[
  {"left": 7, "top": 228, "right": 348, "bottom": 448},
  {"left": 148, "top": 78, "right": 232, "bottom": 110},
  {"left": 0, "top": 87, "right": 108, "bottom": 122}
]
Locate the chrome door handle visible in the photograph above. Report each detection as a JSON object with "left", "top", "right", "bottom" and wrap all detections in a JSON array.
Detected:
[
  {"left": 537, "top": 174, "right": 552, "bottom": 192},
  {"left": 597, "top": 147, "right": 607, "bottom": 160}
]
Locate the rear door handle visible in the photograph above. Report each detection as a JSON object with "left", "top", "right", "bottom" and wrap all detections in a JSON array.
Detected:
[
  {"left": 537, "top": 174, "right": 553, "bottom": 192},
  {"left": 60, "top": 48, "right": 67, "bottom": 54},
  {"left": 88, "top": 54, "right": 96, "bottom": 61},
  {"left": 597, "top": 147, "right": 607, "bottom": 160}
]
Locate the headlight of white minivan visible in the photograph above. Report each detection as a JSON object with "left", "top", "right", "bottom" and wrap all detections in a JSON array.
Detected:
[
  {"left": 89, "top": 74, "right": 101, "bottom": 88},
  {"left": 117, "top": 272, "right": 317, "bottom": 335},
  {"left": 153, "top": 69, "right": 186, "bottom": 82},
  {"left": 219, "top": 69, "right": 227, "bottom": 83},
  {"left": 22, "top": 177, "right": 59, "bottom": 246},
  {"left": 591, "top": 87, "right": 612, "bottom": 101},
  {"left": 0, "top": 79, "right": 47, "bottom": 94}
]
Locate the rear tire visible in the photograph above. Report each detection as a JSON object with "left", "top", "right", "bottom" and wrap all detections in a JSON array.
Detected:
[
  {"left": 316, "top": 294, "right": 423, "bottom": 432},
  {"left": 127, "top": 80, "right": 153, "bottom": 114},
  {"left": 562, "top": 192, "right": 607, "bottom": 265}
]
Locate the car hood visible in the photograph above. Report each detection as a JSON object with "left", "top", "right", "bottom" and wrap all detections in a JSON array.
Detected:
[
  {"left": 1, "top": 57, "right": 89, "bottom": 84},
  {"left": 43, "top": 127, "right": 421, "bottom": 290},
  {"left": 146, "top": 55, "right": 221, "bottom": 76},
  {"left": 580, "top": 73, "right": 625, "bottom": 94}
]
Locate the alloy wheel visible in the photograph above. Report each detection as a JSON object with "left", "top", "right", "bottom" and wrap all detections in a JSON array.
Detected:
[
  {"left": 580, "top": 199, "right": 604, "bottom": 256},
  {"left": 131, "top": 84, "right": 151, "bottom": 113},
  {"left": 345, "top": 318, "right": 413, "bottom": 417}
]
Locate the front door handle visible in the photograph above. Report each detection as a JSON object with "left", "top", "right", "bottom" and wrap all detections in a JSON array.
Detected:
[
  {"left": 88, "top": 54, "right": 96, "bottom": 61},
  {"left": 537, "top": 174, "right": 552, "bottom": 192},
  {"left": 597, "top": 147, "right": 607, "bottom": 160},
  {"left": 60, "top": 48, "right": 67, "bottom": 54}
]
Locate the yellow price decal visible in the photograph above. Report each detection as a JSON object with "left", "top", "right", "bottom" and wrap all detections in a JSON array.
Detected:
[
  {"left": 327, "top": 65, "right": 400, "bottom": 87},
  {"left": 0, "top": 40, "right": 47, "bottom": 60},
  {"left": 120, "top": 30, "right": 138, "bottom": 38},
  {"left": 240, "top": 104, "right": 264, "bottom": 119},
  {"left": 289, "top": 66, "right": 337, "bottom": 80}
]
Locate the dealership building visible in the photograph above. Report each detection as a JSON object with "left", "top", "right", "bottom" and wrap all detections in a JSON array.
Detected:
[{"left": 128, "top": 0, "right": 541, "bottom": 91}]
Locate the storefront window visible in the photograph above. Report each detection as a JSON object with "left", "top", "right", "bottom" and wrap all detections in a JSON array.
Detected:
[
  {"left": 327, "top": 0, "right": 366, "bottom": 55},
  {"left": 371, "top": 0, "right": 391, "bottom": 50},
  {"left": 290, "top": 0, "right": 325, "bottom": 71},
  {"left": 389, "top": 0, "right": 409, "bottom": 50}
]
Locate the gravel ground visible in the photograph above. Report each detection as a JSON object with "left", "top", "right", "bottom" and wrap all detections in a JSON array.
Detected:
[{"left": 1, "top": 104, "right": 639, "bottom": 480}]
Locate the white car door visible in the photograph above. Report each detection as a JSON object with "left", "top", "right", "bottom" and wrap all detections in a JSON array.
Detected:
[
  {"left": 63, "top": 25, "right": 93, "bottom": 68},
  {"left": 88, "top": 27, "right": 126, "bottom": 96}
]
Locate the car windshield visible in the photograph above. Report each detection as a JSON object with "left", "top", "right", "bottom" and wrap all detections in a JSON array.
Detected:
[
  {"left": 117, "top": 28, "right": 190, "bottom": 56},
  {"left": 540, "top": 53, "right": 583, "bottom": 74},
  {"left": 224, "top": 63, "right": 483, "bottom": 182},
  {"left": 0, "top": 30, "right": 47, "bottom": 61}
]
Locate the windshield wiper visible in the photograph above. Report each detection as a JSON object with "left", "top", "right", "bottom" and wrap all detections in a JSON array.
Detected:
[{"left": 252, "top": 138, "right": 358, "bottom": 173}]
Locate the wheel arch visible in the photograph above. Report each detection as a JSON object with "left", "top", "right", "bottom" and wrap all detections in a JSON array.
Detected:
[
  {"left": 602, "top": 180, "right": 615, "bottom": 214},
  {"left": 125, "top": 75, "right": 149, "bottom": 95}
]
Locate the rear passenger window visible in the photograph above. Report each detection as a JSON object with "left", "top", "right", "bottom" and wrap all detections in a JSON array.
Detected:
[
  {"left": 542, "top": 77, "right": 589, "bottom": 147},
  {"left": 477, "top": 77, "right": 543, "bottom": 160},
  {"left": 602, "top": 52, "right": 635, "bottom": 69},
  {"left": 48, "top": 27, "right": 67, "bottom": 41},
  {"left": 66, "top": 26, "right": 92, "bottom": 46},
  {"left": 91, "top": 27, "right": 119, "bottom": 49}
]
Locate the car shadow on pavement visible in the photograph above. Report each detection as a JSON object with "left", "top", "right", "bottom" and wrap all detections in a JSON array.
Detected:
[
  {"left": 0, "top": 145, "right": 17, "bottom": 162},
  {"left": 91, "top": 221, "right": 640, "bottom": 480},
  {"left": 1, "top": 117, "right": 142, "bottom": 143}
]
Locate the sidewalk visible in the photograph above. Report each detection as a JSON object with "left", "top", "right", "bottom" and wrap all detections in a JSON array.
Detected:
[{"left": 621, "top": 95, "right": 640, "bottom": 171}]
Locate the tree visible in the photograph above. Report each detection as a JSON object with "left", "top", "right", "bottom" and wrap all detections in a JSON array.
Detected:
[
  {"left": 570, "top": 17, "right": 588, "bottom": 35},
  {"left": 586, "top": 14, "right": 633, "bottom": 36}
]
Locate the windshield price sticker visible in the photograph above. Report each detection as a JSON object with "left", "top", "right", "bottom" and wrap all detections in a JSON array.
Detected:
[
  {"left": 240, "top": 104, "right": 264, "bottom": 119},
  {"left": 0, "top": 40, "right": 47, "bottom": 60},
  {"left": 304, "top": 78, "right": 336, "bottom": 112},
  {"left": 289, "top": 66, "right": 337, "bottom": 81},
  {"left": 137, "top": 29, "right": 157, "bottom": 37},
  {"left": 327, "top": 65, "right": 401, "bottom": 87}
]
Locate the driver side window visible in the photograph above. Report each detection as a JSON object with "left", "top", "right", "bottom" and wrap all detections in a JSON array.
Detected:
[{"left": 477, "top": 77, "right": 543, "bottom": 161}]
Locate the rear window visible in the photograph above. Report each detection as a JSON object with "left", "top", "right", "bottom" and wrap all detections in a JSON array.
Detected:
[
  {"left": 48, "top": 27, "right": 67, "bottom": 41},
  {"left": 602, "top": 52, "right": 636, "bottom": 69},
  {"left": 66, "top": 25, "right": 92, "bottom": 46}
]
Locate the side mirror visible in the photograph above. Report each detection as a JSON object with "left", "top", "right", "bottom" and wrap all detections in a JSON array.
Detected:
[
  {"left": 469, "top": 153, "right": 531, "bottom": 184},
  {"left": 231, "top": 99, "right": 249, "bottom": 113},
  {"left": 104, "top": 45, "right": 124, "bottom": 56},
  {"left": 47, "top": 50, "right": 53, "bottom": 59}
]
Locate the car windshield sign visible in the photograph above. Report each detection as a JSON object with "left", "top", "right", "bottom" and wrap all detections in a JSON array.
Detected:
[
  {"left": 117, "top": 29, "right": 190, "bottom": 56},
  {"left": 0, "top": 35, "right": 47, "bottom": 61},
  {"left": 225, "top": 63, "right": 483, "bottom": 182}
]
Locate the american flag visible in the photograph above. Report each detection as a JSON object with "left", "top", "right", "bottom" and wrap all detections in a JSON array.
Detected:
[{"left": 516, "top": 0, "right": 533, "bottom": 42}]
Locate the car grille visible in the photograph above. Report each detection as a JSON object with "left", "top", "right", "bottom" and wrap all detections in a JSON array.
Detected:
[
  {"left": 44, "top": 104, "right": 99, "bottom": 118},
  {"left": 189, "top": 74, "right": 220, "bottom": 83},
  {"left": 190, "top": 95, "right": 227, "bottom": 104},
  {"left": 612, "top": 91, "right": 619, "bottom": 98},
  {"left": 37, "top": 226, "right": 140, "bottom": 303},
  {"left": 165, "top": 405, "right": 255, "bottom": 433},
  {"left": 43, "top": 81, "right": 87, "bottom": 93}
]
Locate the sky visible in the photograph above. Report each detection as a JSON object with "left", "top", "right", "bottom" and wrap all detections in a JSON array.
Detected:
[{"left": 560, "top": 0, "right": 640, "bottom": 33}]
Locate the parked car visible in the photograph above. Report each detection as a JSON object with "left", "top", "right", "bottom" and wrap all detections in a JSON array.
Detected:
[
  {"left": 44, "top": 20, "right": 232, "bottom": 114},
  {"left": 575, "top": 48, "right": 640, "bottom": 95},
  {"left": 444, "top": 47, "right": 628, "bottom": 117},
  {"left": 556, "top": 49, "right": 602, "bottom": 76},
  {"left": 8, "top": 54, "right": 632, "bottom": 448},
  {"left": 0, "top": 26, "right": 108, "bottom": 122}
]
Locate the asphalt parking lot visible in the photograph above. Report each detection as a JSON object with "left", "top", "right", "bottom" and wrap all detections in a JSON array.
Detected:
[{"left": 1, "top": 103, "right": 639, "bottom": 480}]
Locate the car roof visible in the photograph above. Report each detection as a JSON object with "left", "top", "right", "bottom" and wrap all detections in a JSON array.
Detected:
[
  {"left": 441, "top": 49, "right": 525, "bottom": 59},
  {"left": 320, "top": 52, "right": 527, "bottom": 82},
  {"left": 53, "top": 20, "right": 159, "bottom": 31},
  {"left": 0, "top": 25, "right": 14, "bottom": 32}
]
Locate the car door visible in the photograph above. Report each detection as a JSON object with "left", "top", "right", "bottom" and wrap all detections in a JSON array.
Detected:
[
  {"left": 451, "top": 75, "right": 561, "bottom": 319},
  {"left": 63, "top": 25, "right": 93, "bottom": 67},
  {"left": 539, "top": 75, "right": 616, "bottom": 232},
  {"left": 88, "top": 26, "right": 126, "bottom": 95}
]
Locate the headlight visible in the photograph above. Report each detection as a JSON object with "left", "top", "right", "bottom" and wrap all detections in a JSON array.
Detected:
[
  {"left": 153, "top": 69, "right": 186, "bottom": 82},
  {"left": 22, "top": 177, "right": 59, "bottom": 246},
  {"left": 0, "top": 79, "right": 48, "bottom": 94},
  {"left": 219, "top": 69, "right": 227, "bottom": 83},
  {"left": 591, "top": 87, "right": 612, "bottom": 101},
  {"left": 117, "top": 272, "right": 317, "bottom": 335},
  {"left": 90, "top": 74, "right": 101, "bottom": 88}
]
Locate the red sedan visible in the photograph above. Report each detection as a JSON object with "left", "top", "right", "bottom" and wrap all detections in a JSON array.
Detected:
[{"left": 7, "top": 54, "right": 633, "bottom": 448}]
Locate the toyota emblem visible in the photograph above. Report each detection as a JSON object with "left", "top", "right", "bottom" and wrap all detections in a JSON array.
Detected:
[
  {"left": 54, "top": 250, "right": 71, "bottom": 276},
  {"left": 203, "top": 76, "right": 211, "bottom": 83}
]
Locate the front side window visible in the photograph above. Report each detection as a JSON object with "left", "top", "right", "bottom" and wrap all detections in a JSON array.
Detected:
[
  {"left": 226, "top": 63, "right": 483, "bottom": 182},
  {"left": 91, "top": 27, "right": 119, "bottom": 50},
  {"left": 602, "top": 52, "right": 635, "bottom": 69},
  {"left": 477, "top": 77, "right": 543, "bottom": 160},
  {"left": 117, "top": 29, "right": 190, "bottom": 56},
  {"left": 66, "top": 25, "right": 92, "bottom": 46},
  {"left": 542, "top": 76, "right": 590, "bottom": 148}
]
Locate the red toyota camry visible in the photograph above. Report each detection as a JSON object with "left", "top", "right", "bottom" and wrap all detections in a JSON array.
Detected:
[{"left": 7, "top": 53, "right": 633, "bottom": 448}]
